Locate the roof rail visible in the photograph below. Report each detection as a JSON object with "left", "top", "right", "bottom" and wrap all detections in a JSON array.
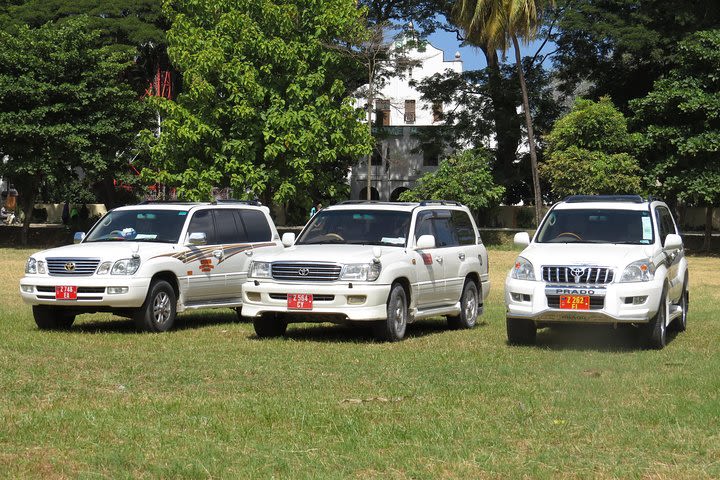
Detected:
[
  {"left": 418, "top": 199, "right": 462, "bottom": 206},
  {"left": 212, "top": 199, "right": 263, "bottom": 206},
  {"left": 137, "top": 200, "right": 200, "bottom": 205},
  {"left": 563, "top": 195, "right": 645, "bottom": 204},
  {"left": 338, "top": 200, "right": 414, "bottom": 205}
]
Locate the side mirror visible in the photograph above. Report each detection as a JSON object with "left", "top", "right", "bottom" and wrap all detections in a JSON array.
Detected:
[
  {"left": 514, "top": 232, "right": 530, "bottom": 248},
  {"left": 415, "top": 234, "right": 436, "bottom": 250},
  {"left": 73, "top": 232, "right": 85, "bottom": 244},
  {"left": 664, "top": 233, "right": 682, "bottom": 251},
  {"left": 187, "top": 232, "right": 207, "bottom": 246},
  {"left": 282, "top": 232, "right": 295, "bottom": 247}
]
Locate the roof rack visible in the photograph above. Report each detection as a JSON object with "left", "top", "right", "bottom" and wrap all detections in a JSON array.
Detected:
[
  {"left": 339, "top": 200, "right": 414, "bottom": 205},
  {"left": 138, "top": 199, "right": 263, "bottom": 206},
  {"left": 418, "top": 200, "right": 462, "bottom": 206},
  {"left": 137, "top": 200, "right": 200, "bottom": 205},
  {"left": 563, "top": 195, "right": 645, "bottom": 204},
  {"left": 212, "top": 199, "right": 262, "bottom": 206}
]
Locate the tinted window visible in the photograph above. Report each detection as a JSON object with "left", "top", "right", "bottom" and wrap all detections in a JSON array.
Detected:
[
  {"left": 451, "top": 210, "right": 476, "bottom": 246},
  {"left": 537, "top": 209, "right": 654, "bottom": 245},
  {"left": 214, "top": 209, "right": 242, "bottom": 244},
  {"left": 187, "top": 210, "right": 216, "bottom": 244},
  {"left": 297, "top": 209, "right": 411, "bottom": 246},
  {"left": 238, "top": 210, "right": 271, "bottom": 242},
  {"left": 85, "top": 209, "right": 188, "bottom": 243},
  {"left": 413, "top": 210, "right": 458, "bottom": 248},
  {"left": 655, "top": 207, "right": 677, "bottom": 240}
]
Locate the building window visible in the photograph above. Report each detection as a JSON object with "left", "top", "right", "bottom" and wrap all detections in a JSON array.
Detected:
[
  {"left": 371, "top": 144, "right": 383, "bottom": 165},
  {"left": 375, "top": 99, "right": 390, "bottom": 126},
  {"left": 404, "top": 100, "right": 416, "bottom": 124},
  {"left": 432, "top": 102, "right": 444, "bottom": 122},
  {"left": 422, "top": 144, "right": 439, "bottom": 167}
]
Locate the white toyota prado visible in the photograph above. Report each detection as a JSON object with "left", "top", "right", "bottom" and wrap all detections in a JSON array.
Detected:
[
  {"left": 505, "top": 195, "right": 689, "bottom": 349},
  {"left": 20, "top": 201, "right": 283, "bottom": 332},
  {"left": 242, "top": 201, "right": 490, "bottom": 341}
]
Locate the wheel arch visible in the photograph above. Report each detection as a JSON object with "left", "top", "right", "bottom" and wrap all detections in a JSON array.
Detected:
[{"left": 150, "top": 271, "right": 179, "bottom": 299}]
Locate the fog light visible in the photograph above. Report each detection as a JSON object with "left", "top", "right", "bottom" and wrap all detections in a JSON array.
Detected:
[
  {"left": 246, "top": 292, "right": 261, "bottom": 302},
  {"left": 20, "top": 285, "right": 34, "bottom": 293},
  {"left": 347, "top": 295, "right": 366, "bottom": 305},
  {"left": 107, "top": 287, "right": 128, "bottom": 294},
  {"left": 633, "top": 296, "right": 648, "bottom": 305}
]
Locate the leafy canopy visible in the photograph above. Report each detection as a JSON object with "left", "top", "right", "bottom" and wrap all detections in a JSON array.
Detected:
[
  {"left": 142, "top": 0, "right": 372, "bottom": 203},
  {"left": 399, "top": 149, "right": 505, "bottom": 211},
  {"left": 630, "top": 29, "right": 720, "bottom": 206},
  {"left": 541, "top": 97, "right": 642, "bottom": 198}
]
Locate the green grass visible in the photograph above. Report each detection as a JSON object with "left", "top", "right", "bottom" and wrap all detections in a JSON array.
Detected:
[{"left": 1, "top": 247, "right": 718, "bottom": 478}]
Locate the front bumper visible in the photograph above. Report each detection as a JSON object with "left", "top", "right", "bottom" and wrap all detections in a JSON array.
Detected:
[
  {"left": 19, "top": 275, "right": 152, "bottom": 308},
  {"left": 505, "top": 277, "right": 664, "bottom": 324},
  {"left": 241, "top": 280, "right": 391, "bottom": 321}
]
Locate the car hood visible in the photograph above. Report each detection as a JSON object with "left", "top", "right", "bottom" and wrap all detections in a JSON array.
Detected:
[
  {"left": 253, "top": 244, "right": 402, "bottom": 264},
  {"left": 32, "top": 242, "right": 180, "bottom": 262},
  {"left": 519, "top": 243, "right": 655, "bottom": 269}
]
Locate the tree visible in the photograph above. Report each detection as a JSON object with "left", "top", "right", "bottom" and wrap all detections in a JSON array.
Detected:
[
  {"left": 0, "top": 18, "right": 152, "bottom": 244},
  {"left": 453, "top": 0, "right": 555, "bottom": 226},
  {"left": 552, "top": 0, "right": 720, "bottom": 111},
  {"left": 398, "top": 149, "right": 505, "bottom": 211},
  {"left": 141, "top": 0, "right": 372, "bottom": 216},
  {"left": 631, "top": 30, "right": 720, "bottom": 250},
  {"left": 541, "top": 98, "right": 642, "bottom": 199}
]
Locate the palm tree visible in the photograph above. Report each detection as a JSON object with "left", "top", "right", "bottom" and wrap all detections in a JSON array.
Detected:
[{"left": 453, "top": 0, "right": 553, "bottom": 226}]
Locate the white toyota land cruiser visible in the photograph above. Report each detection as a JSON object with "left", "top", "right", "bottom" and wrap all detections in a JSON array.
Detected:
[
  {"left": 242, "top": 201, "right": 490, "bottom": 341},
  {"left": 20, "top": 201, "right": 283, "bottom": 332},
  {"left": 505, "top": 195, "right": 689, "bottom": 349}
]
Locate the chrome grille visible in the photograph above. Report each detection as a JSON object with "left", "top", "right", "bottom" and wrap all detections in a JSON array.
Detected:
[
  {"left": 46, "top": 258, "right": 101, "bottom": 276},
  {"left": 542, "top": 266, "right": 614, "bottom": 284},
  {"left": 271, "top": 262, "right": 342, "bottom": 281}
]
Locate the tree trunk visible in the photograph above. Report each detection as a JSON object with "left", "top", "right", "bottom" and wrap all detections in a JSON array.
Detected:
[
  {"left": 18, "top": 186, "right": 36, "bottom": 246},
  {"left": 511, "top": 34, "right": 542, "bottom": 227},
  {"left": 366, "top": 67, "right": 374, "bottom": 201},
  {"left": 703, "top": 205, "right": 713, "bottom": 252}
]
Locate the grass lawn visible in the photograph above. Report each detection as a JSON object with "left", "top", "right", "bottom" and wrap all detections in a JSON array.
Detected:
[{"left": 1, "top": 247, "right": 718, "bottom": 479}]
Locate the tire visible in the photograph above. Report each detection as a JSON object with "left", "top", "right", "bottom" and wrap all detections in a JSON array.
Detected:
[
  {"left": 447, "top": 280, "right": 479, "bottom": 329},
  {"left": 671, "top": 278, "right": 689, "bottom": 333},
  {"left": 506, "top": 317, "right": 536, "bottom": 345},
  {"left": 642, "top": 287, "right": 668, "bottom": 349},
  {"left": 133, "top": 280, "right": 177, "bottom": 332},
  {"left": 253, "top": 313, "right": 288, "bottom": 338},
  {"left": 33, "top": 306, "right": 75, "bottom": 330},
  {"left": 374, "top": 283, "right": 408, "bottom": 342}
]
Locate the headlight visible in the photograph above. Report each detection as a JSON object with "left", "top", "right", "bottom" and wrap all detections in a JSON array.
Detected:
[
  {"left": 37, "top": 261, "right": 46, "bottom": 274},
  {"left": 511, "top": 256, "right": 535, "bottom": 281},
  {"left": 111, "top": 258, "right": 141, "bottom": 275},
  {"left": 25, "top": 257, "right": 37, "bottom": 274},
  {"left": 621, "top": 259, "right": 655, "bottom": 282},
  {"left": 96, "top": 261, "right": 112, "bottom": 275},
  {"left": 340, "top": 262, "right": 381, "bottom": 282},
  {"left": 249, "top": 261, "right": 272, "bottom": 279}
]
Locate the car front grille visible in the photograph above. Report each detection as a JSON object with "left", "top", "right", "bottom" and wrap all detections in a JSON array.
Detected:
[
  {"left": 542, "top": 266, "right": 614, "bottom": 284},
  {"left": 36, "top": 286, "right": 106, "bottom": 294},
  {"left": 46, "top": 258, "right": 101, "bottom": 276},
  {"left": 271, "top": 262, "right": 342, "bottom": 282},
  {"left": 269, "top": 293, "right": 335, "bottom": 302}
]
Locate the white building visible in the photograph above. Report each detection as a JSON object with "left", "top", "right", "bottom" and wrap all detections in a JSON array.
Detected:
[{"left": 350, "top": 40, "right": 463, "bottom": 201}]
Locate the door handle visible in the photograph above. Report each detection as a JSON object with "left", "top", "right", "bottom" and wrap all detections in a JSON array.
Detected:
[
  {"left": 458, "top": 252, "right": 465, "bottom": 261},
  {"left": 213, "top": 249, "right": 223, "bottom": 259},
  {"left": 436, "top": 257, "right": 443, "bottom": 264}
]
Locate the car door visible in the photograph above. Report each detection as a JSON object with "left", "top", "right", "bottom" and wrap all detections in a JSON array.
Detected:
[
  {"left": 442, "top": 209, "right": 478, "bottom": 304},
  {"left": 655, "top": 206, "right": 683, "bottom": 300},
  {"left": 411, "top": 210, "right": 446, "bottom": 308},
  {"left": 184, "top": 209, "right": 226, "bottom": 302}
]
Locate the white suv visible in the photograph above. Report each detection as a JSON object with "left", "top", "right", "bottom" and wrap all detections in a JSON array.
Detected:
[
  {"left": 242, "top": 201, "right": 490, "bottom": 341},
  {"left": 20, "top": 201, "right": 283, "bottom": 332},
  {"left": 505, "top": 195, "right": 689, "bottom": 349}
]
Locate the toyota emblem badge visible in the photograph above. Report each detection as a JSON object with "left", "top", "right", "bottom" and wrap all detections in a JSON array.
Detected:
[
  {"left": 64, "top": 262, "right": 76, "bottom": 272},
  {"left": 298, "top": 267, "right": 310, "bottom": 276}
]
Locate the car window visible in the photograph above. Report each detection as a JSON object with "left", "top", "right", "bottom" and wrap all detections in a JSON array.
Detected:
[
  {"left": 238, "top": 210, "right": 271, "bottom": 242},
  {"left": 451, "top": 210, "right": 476, "bottom": 246},
  {"left": 536, "top": 209, "right": 654, "bottom": 244},
  {"left": 655, "top": 206, "right": 677, "bottom": 241},
  {"left": 214, "top": 209, "right": 243, "bottom": 244},
  {"left": 85, "top": 209, "right": 188, "bottom": 243},
  {"left": 297, "top": 209, "right": 411, "bottom": 246},
  {"left": 187, "top": 209, "right": 217, "bottom": 245},
  {"left": 414, "top": 210, "right": 458, "bottom": 248}
]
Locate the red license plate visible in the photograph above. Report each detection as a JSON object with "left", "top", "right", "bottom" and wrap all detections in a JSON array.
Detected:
[
  {"left": 287, "top": 294, "right": 313, "bottom": 310},
  {"left": 559, "top": 295, "right": 590, "bottom": 310},
  {"left": 55, "top": 286, "right": 78, "bottom": 300}
]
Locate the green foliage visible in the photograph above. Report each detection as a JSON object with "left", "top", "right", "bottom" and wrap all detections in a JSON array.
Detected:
[
  {"left": 141, "top": 0, "right": 372, "bottom": 204},
  {"left": 0, "top": 18, "right": 152, "bottom": 239},
  {"left": 399, "top": 149, "right": 505, "bottom": 210},
  {"left": 630, "top": 29, "right": 720, "bottom": 207},
  {"left": 541, "top": 97, "right": 643, "bottom": 198}
]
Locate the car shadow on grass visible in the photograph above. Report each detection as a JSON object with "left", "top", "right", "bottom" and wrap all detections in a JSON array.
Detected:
[
  {"left": 71, "top": 310, "right": 242, "bottom": 334},
  {"left": 525, "top": 324, "right": 680, "bottom": 352},
  {"left": 259, "top": 318, "right": 489, "bottom": 343}
]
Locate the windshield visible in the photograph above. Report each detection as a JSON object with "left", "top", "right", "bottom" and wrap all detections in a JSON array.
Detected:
[
  {"left": 297, "top": 209, "right": 411, "bottom": 246},
  {"left": 536, "top": 208, "right": 654, "bottom": 244},
  {"left": 85, "top": 210, "right": 189, "bottom": 243}
]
